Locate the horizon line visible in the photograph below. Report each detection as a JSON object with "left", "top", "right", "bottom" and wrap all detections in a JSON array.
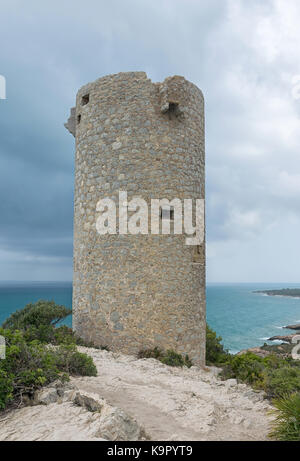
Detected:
[{"left": 0, "top": 280, "right": 300, "bottom": 285}]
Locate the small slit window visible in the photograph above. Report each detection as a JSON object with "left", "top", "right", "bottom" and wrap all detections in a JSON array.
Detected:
[
  {"left": 193, "top": 245, "right": 202, "bottom": 263},
  {"left": 81, "top": 94, "right": 89, "bottom": 106},
  {"left": 167, "top": 102, "right": 179, "bottom": 120},
  {"left": 77, "top": 114, "right": 81, "bottom": 124}
]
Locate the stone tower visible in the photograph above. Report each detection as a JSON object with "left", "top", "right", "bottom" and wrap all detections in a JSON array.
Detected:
[{"left": 65, "top": 72, "right": 206, "bottom": 365}]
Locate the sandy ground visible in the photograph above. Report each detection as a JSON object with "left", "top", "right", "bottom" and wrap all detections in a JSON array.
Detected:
[{"left": 0, "top": 348, "right": 274, "bottom": 441}]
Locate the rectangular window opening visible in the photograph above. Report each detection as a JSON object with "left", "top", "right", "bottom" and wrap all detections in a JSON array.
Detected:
[
  {"left": 81, "top": 94, "right": 90, "bottom": 106},
  {"left": 77, "top": 114, "right": 81, "bottom": 124},
  {"left": 167, "top": 102, "right": 179, "bottom": 120}
]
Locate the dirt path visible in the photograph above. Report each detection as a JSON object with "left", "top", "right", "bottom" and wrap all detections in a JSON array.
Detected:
[{"left": 72, "top": 348, "right": 274, "bottom": 441}]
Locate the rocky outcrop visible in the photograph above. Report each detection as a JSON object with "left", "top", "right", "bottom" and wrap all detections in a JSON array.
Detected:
[
  {"left": 237, "top": 347, "right": 272, "bottom": 358},
  {"left": 254, "top": 289, "right": 300, "bottom": 297},
  {"left": 34, "top": 380, "right": 76, "bottom": 405},
  {"left": 284, "top": 323, "right": 300, "bottom": 331},
  {"left": 0, "top": 382, "right": 146, "bottom": 441},
  {"left": 73, "top": 391, "right": 102, "bottom": 412},
  {"left": 268, "top": 334, "right": 296, "bottom": 343}
]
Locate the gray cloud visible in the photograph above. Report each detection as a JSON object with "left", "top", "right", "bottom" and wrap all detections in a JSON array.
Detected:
[{"left": 0, "top": 0, "right": 300, "bottom": 281}]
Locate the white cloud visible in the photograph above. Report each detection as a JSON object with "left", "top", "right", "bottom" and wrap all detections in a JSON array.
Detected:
[{"left": 205, "top": 0, "right": 300, "bottom": 281}]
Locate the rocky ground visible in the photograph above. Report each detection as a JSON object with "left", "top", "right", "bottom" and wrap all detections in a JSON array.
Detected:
[{"left": 0, "top": 347, "right": 274, "bottom": 441}]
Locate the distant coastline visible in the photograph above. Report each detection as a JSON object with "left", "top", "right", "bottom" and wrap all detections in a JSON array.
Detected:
[
  {"left": 249, "top": 287, "right": 300, "bottom": 353},
  {"left": 254, "top": 288, "right": 300, "bottom": 298}
]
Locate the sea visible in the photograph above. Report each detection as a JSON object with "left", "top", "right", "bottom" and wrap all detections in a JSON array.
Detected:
[{"left": 0, "top": 281, "right": 300, "bottom": 353}]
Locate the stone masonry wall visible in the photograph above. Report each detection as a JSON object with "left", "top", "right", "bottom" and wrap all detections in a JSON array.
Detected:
[{"left": 66, "top": 71, "right": 206, "bottom": 365}]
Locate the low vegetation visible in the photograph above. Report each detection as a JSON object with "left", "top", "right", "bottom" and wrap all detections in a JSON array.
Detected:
[
  {"left": 138, "top": 347, "right": 193, "bottom": 368},
  {"left": 269, "top": 393, "right": 300, "bottom": 441},
  {"left": 207, "top": 325, "right": 300, "bottom": 440},
  {"left": 2, "top": 300, "right": 72, "bottom": 331},
  {"left": 0, "top": 300, "right": 97, "bottom": 411},
  {"left": 206, "top": 325, "right": 230, "bottom": 365},
  {"left": 221, "top": 353, "right": 300, "bottom": 399},
  {"left": 137, "top": 325, "right": 230, "bottom": 369},
  {"left": 2, "top": 300, "right": 108, "bottom": 349}
]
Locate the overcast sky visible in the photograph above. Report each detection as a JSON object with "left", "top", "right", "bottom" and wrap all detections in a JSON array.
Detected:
[{"left": 0, "top": 0, "right": 300, "bottom": 283}]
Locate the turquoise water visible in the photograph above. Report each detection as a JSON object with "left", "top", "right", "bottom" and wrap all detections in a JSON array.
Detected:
[
  {"left": 0, "top": 281, "right": 300, "bottom": 352},
  {"left": 207, "top": 283, "right": 300, "bottom": 353}
]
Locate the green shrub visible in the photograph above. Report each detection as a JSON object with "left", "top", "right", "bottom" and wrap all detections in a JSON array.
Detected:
[
  {"left": 23, "top": 324, "right": 57, "bottom": 344},
  {"left": 2, "top": 300, "right": 78, "bottom": 347},
  {"left": 23, "top": 324, "right": 80, "bottom": 346},
  {"left": 221, "top": 353, "right": 267, "bottom": 386},
  {"left": 264, "top": 367, "right": 300, "bottom": 399},
  {"left": 0, "top": 371, "right": 14, "bottom": 410},
  {"left": 54, "top": 325, "right": 84, "bottom": 345},
  {"left": 53, "top": 345, "right": 97, "bottom": 376},
  {"left": 206, "top": 325, "right": 230, "bottom": 365},
  {"left": 138, "top": 347, "right": 192, "bottom": 368},
  {"left": 0, "top": 328, "right": 65, "bottom": 409},
  {"left": 138, "top": 347, "right": 163, "bottom": 360},
  {"left": 0, "top": 301, "right": 100, "bottom": 411},
  {"left": 2, "top": 301, "right": 108, "bottom": 349},
  {"left": 2, "top": 300, "right": 72, "bottom": 330},
  {"left": 269, "top": 393, "right": 300, "bottom": 441},
  {"left": 220, "top": 351, "right": 300, "bottom": 399},
  {"left": 0, "top": 328, "right": 97, "bottom": 410}
]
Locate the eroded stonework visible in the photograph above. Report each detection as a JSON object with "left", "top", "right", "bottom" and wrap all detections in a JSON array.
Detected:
[{"left": 66, "top": 71, "right": 206, "bottom": 365}]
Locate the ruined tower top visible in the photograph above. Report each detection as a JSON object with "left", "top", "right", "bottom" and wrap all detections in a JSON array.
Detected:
[{"left": 65, "top": 71, "right": 204, "bottom": 138}]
